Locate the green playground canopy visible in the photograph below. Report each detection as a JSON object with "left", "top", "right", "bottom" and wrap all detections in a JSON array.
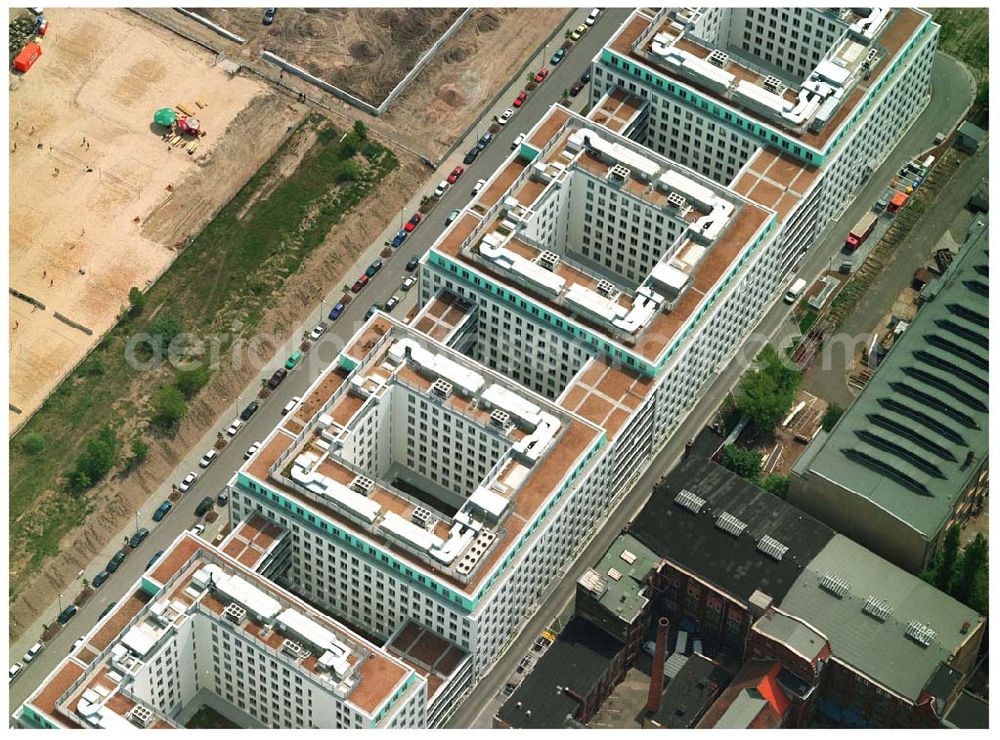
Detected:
[{"left": 154, "top": 108, "right": 177, "bottom": 127}]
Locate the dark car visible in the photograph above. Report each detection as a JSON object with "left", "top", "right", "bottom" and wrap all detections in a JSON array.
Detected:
[
  {"left": 463, "top": 147, "right": 479, "bottom": 165},
  {"left": 106, "top": 550, "right": 127, "bottom": 573},
  {"left": 328, "top": 302, "right": 345, "bottom": 320},
  {"left": 267, "top": 367, "right": 288, "bottom": 389},
  {"left": 405, "top": 257, "right": 420, "bottom": 272},
  {"left": 365, "top": 303, "right": 384, "bottom": 320},
  {"left": 99, "top": 601, "right": 119, "bottom": 620},
  {"left": 550, "top": 48, "right": 566, "bottom": 65},
  {"left": 570, "top": 81, "right": 584, "bottom": 97},
  {"left": 195, "top": 496, "right": 214, "bottom": 517},
  {"left": 146, "top": 551, "right": 164, "bottom": 570},
  {"left": 263, "top": 8, "right": 276, "bottom": 25},
  {"left": 57, "top": 604, "right": 79, "bottom": 625},
  {"left": 240, "top": 401, "right": 260, "bottom": 421},
  {"left": 92, "top": 570, "right": 110, "bottom": 588},
  {"left": 351, "top": 275, "right": 370, "bottom": 293},
  {"left": 365, "top": 259, "right": 383, "bottom": 278},
  {"left": 476, "top": 132, "right": 493, "bottom": 151},
  {"left": 152, "top": 500, "right": 173, "bottom": 522},
  {"left": 129, "top": 527, "right": 150, "bottom": 549},
  {"left": 217, "top": 490, "right": 230, "bottom": 506},
  {"left": 391, "top": 229, "right": 408, "bottom": 248}
]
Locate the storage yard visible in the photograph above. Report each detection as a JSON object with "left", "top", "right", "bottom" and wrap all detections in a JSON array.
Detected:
[{"left": 8, "top": 8, "right": 301, "bottom": 429}]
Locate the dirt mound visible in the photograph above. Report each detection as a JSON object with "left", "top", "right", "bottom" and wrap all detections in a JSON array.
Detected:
[
  {"left": 349, "top": 41, "right": 379, "bottom": 64},
  {"left": 437, "top": 84, "right": 465, "bottom": 109},
  {"left": 477, "top": 12, "right": 502, "bottom": 33},
  {"left": 299, "top": 18, "right": 329, "bottom": 38},
  {"left": 444, "top": 45, "right": 473, "bottom": 64}
]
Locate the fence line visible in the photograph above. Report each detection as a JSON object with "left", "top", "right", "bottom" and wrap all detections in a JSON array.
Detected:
[{"left": 173, "top": 8, "right": 246, "bottom": 44}]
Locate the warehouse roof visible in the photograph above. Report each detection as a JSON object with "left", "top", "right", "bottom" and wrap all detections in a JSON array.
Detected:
[
  {"left": 780, "top": 534, "right": 984, "bottom": 702},
  {"left": 629, "top": 457, "right": 834, "bottom": 604},
  {"left": 577, "top": 533, "right": 660, "bottom": 627},
  {"left": 792, "top": 217, "right": 989, "bottom": 538}
]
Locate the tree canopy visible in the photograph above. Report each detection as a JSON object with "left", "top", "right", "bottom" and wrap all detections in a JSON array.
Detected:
[{"left": 734, "top": 344, "right": 801, "bottom": 431}]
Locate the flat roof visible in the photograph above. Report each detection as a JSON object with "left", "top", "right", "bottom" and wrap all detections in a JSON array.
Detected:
[
  {"left": 650, "top": 654, "right": 732, "bottom": 728},
  {"left": 792, "top": 218, "right": 989, "bottom": 537},
  {"left": 241, "top": 315, "right": 603, "bottom": 598},
  {"left": 579, "top": 533, "right": 660, "bottom": 627},
  {"left": 496, "top": 616, "right": 623, "bottom": 728},
  {"left": 780, "top": 534, "right": 984, "bottom": 702},
  {"left": 385, "top": 619, "right": 470, "bottom": 703},
  {"left": 628, "top": 457, "right": 834, "bottom": 605},
  {"left": 587, "top": 88, "right": 648, "bottom": 134},
  {"left": 410, "top": 288, "right": 476, "bottom": 344},
  {"left": 219, "top": 513, "right": 286, "bottom": 571}
]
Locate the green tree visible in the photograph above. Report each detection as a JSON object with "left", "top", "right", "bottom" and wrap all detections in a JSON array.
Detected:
[
  {"left": 934, "top": 523, "right": 961, "bottom": 592},
  {"left": 761, "top": 473, "right": 789, "bottom": 499},
  {"left": 720, "top": 444, "right": 762, "bottom": 483},
  {"left": 127, "top": 287, "right": 147, "bottom": 317},
  {"left": 21, "top": 432, "right": 45, "bottom": 454},
  {"left": 336, "top": 160, "right": 361, "bottom": 183},
  {"left": 146, "top": 314, "right": 183, "bottom": 347},
  {"left": 954, "top": 534, "right": 988, "bottom": 612},
  {"left": 127, "top": 436, "right": 149, "bottom": 470},
  {"left": 72, "top": 425, "right": 119, "bottom": 489},
  {"left": 821, "top": 403, "right": 844, "bottom": 432},
  {"left": 152, "top": 385, "right": 187, "bottom": 430},
  {"left": 175, "top": 367, "right": 210, "bottom": 399},
  {"left": 353, "top": 119, "right": 367, "bottom": 141},
  {"left": 735, "top": 345, "right": 800, "bottom": 431}
]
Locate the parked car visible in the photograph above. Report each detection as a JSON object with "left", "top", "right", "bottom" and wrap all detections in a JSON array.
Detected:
[
  {"left": 447, "top": 165, "right": 465, "bottom": 183},
  {"left": 262, "top": 7, "right": 276, "bottom": 25},
  {"left": 534, "top": 68, "right": 549, "bottom": 83},
  {"left": 23, "top": 643, "right": 44, "bottom": 664},
  {"left": 268, "top": 367, "right": 288, "bottom": 388},
  {"left": 72, "top": 637, "right": 85, "bottom": 652},
  {"left": 351, "top": 275, "right": 369, "bottom": 293},
  {"left": 281, "top": 396, "right": 302, "bottom": 416},
  {"left": 586, "top": 8, "right": 601, "bottom": 26},
  {"left": 401, "top": 276, "right": 417, "bottom": 291},
  {"left": 152, "top": 500, "right": 173, "bottom": 522},
  {"left": 178, "top": 472, "right": 198, "bottom": 492},
  {"left": 511, "top": 133, "right": 525, "bottom": 150},
  {"left": 129, "top": 527, "right": 150, "bottom": 549},
  {"left": 9, "top": 663, "right": 24, "bottom": 682},
  {"left": 512, "top": 91, "right": 528, "bottom": 108},
  {"left": 463, "top": 147, "right": 480, "bottom": 165},
  {"left": 385, "top": 295, "right": 400, "bottom": 312},
  {"left": 404, "top": 212, "right": 423, "bottom": 231},
  {"left": 570, "top": 24, "right": 587, "bottom": 41},
  {"left": 106, "top": 550, "right": 127, "bottom": 573},
  {"left": 391, "top": 228, "right": 408, "bottom": 248},
  {"left": 472, "top": 178, "right": 486, "bottom": 196},
  {"left": 226, "top": 419, "right": 244, "bottom": 437},
  {"left": 240, "top": 401, "right": 259, "bottom": 421},
  {"left": 366, "top": 259, "right": 384, "bottom": 277},
  {"left": 195, "top": 496, "right": 214, "bottom": 517},
  {"left": 57, "top": 604, "right": 78, "bottom": 625},
  {"left": 580, "top": 70, "right": 592, "bottom": 83},
  {"left": 476, "top": 132, "right": 494, "bottom": 151},
  {"left": 365, "top": 303, "right": 384, "bottom": 320},
  {"left": 497, "top": 108, "right": 515, "bottom": 125},
  {"left": 99, "top": 601, "right": 119, "bottom": 619},
  {"left": 308, "top": 322, "right": 328, "bottom": 341},
  {"left": 405, "top": 257, "right": 420, "bottom": 272},
  {"left": 244, "top": 441, "right": 261, "bottom": 459},
  {"left": 550, "top": 48, "right": 566, "bottom": 65},
  {"left": 570, "top": 81, "right": 585, "bottom": 97},
  {"left": 446, "top": 208, "right": 461, "bottom": 225},
  {"left": 146, "top": 552, "right": 164, "bottom": 571},
  {"left": 91, "top": 570, "right": 110, "bottom": 588},
  {"left": 191, "top": 523, "right": 206, "bottom": 537},
  {"left": 328, "top": 302, "right": 346, "bottom": 320},
  {"left": 433, "top": 179, "right": 449, "bottom": 198},
  {"left": 284, "top": 351, "right": 302, "bottom": 370},
  {"left": 198, "top": 449, "right": 218, "bottom": 468},
  {"left": 217, "top": 490, "right": 230, "bottom": 506}
]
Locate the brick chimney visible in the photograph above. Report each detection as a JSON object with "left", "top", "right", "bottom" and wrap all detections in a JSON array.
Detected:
[{"left": 646, "top": 617, "right": 670, "bottom": 715}]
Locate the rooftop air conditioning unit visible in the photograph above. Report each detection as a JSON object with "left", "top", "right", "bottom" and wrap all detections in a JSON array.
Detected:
[
  {"left": 126, "top": 705, "right": 154, "bottom": 729},
  {"left": 224, "top": 603, "right": 247, "bottom": 625},
  {"left": 490, "top": 409, "right": 512, "bottom": 432},
  {"left": 667, "top": 192, "right": 688, "bottom": 211},
  {"left": 536, "top": 250, "right": 560, "bottom": 272},
  {"left": 350, "top": 475, "right": 374, "bottom": 496},
  {"left": 282, "top": 639, "right": 306, "bottom": 658},
  {"left": 596, "top": 279, "right": 619, "bottom": 299},
  {"left": 708, "top": 50, "right": 730, "bottom": 69},
  {"left": 411, "top": 507, "right": 433, "bottom": 528},
  {"left": 763, "top": 75, "right": 785, "bottom": 95},
  {"left": 431, "top": 378, "right": 453, "bottom": 401}
]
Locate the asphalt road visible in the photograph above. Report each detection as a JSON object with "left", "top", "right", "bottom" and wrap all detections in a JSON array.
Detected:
[
  {"left": 446, "top": 50, "right": 978, "bottom": 728},
  {"left": 6, "top": 6, "right": 631, "bottom": 715}
]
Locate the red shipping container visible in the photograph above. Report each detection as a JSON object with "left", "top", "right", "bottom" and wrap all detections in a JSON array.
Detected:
[{"left": 13, "top": 42, "right": 42, "bottom": 73}]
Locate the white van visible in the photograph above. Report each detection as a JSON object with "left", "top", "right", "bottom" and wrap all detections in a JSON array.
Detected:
[
  {"left": 433, "top": 180, "right": 449, "bottom": 198},
  {"left": 784, "top": 277, "right": 807, "bottom": 304}
]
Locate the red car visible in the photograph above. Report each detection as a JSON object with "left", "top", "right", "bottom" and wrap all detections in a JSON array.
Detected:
[
  {"left": 512, "top": 91, "right": 528, "bottom": 108},
  {"left": 447, "top": 166, "right": 465, "bottom": 184},
  {"left": 351, "top": 275, "right": 370, "bottom": 293},
  {"left": 534, "top": 68, "right": 549, "bottom": 83},
  {"left": 404, "top": 212, "right": 423, "bottom": 232}
]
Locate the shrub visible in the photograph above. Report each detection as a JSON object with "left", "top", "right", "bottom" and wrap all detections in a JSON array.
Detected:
[
  {"left": 151, "top": 385, "right": 187, "bottom": 430},
  {"left": 127, "top": 287, "right": 147, "bottom": 317},
  {"left": 21, "top": 432, "right": 45, "bottom": 454},
  {"left": 70, "top": 424, "right": 119, "bottom": 492},
  {"left": 720, "top": 444, "right": 762, "bottom": 483},
  {"left": 146, "top": 313, "right": 183, "bottom": 347},
  {"left": 175, "top": 367, "right": 210, "bottom": 399},
  {"left": 821, "top": 404, "right": 844, "bottom": 432}
]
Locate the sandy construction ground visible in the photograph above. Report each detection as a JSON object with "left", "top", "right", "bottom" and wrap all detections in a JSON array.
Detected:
[
  {"left": 199, "top": 7, "right": 464, "bottom": 104},
  {"left": 8, "top": 8, "right": 300, "bottom": 431}
]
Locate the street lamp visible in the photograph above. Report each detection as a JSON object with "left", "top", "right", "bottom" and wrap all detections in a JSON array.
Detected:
[
  {"left": 57, "top": 593, "right": 63, "bottom": 613},
  {"left": 134, "top": 509, "right": 140, "bottom": 535}
]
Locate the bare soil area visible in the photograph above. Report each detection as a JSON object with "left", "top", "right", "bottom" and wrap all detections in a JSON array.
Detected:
[
  {"left": 198, "top": 7, "right": 463, "bottom": 104},
  {"left": 8, "top": 7, "right": 302, "bottom": 431}
]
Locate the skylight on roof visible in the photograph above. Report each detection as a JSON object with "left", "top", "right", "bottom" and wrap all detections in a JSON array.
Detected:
[
  {"left": 905, "top": 621, "right": 936, "bottom": 647},
  {"left": 819, "top": 572, "right": 850, "bottom": 598},
  {"left": 674, "top": 489, "right": 706, "bottom": 514},
  {"left": 715, "top": 511, "right": 748, "bottom": 538},
  {"left": 862, "top": 595, "right": 893, "bottom": 622},
  {"left": 756, "top": 535, "right": 789, "bottom": 561}
]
